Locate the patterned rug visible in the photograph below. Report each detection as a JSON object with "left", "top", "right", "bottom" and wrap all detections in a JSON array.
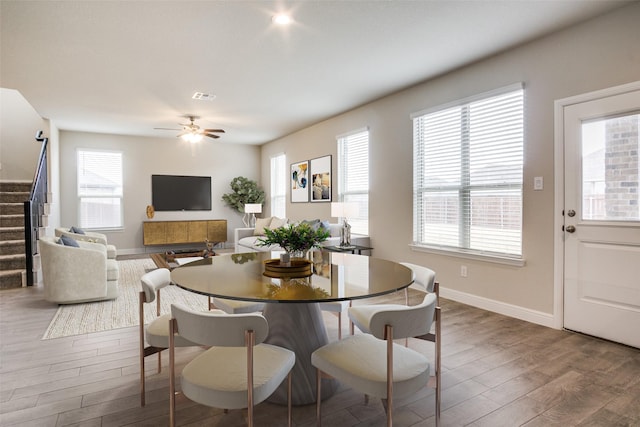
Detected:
[{"left": 42, "top": 258, "right": 210, "bottom": 339}]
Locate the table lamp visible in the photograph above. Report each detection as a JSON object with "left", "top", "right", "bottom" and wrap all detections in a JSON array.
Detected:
[
  {"left": 244, "top": 203, "right": 262, "bottom": 227},
  {"left": 331, "top": 202, "right": 359, "bottom": 248}
]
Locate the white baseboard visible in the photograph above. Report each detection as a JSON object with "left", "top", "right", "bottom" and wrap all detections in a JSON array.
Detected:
[{"left": 440, "top": 287, "right": 556, "bottom": 329}]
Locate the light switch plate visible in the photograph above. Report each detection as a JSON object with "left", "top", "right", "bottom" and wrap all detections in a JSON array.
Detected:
[{"left": 534, "top": 176, "right": 543, "bottom": 190}]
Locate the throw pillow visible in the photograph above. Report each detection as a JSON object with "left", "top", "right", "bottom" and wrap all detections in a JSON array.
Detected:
[
  {"left": 253, "top": 217, "right": 273, "bottom": 236},
  {"left": 70, "top": 226, "right": 85, "bottom": 234},
  {"left": 302, "top": 219, "right": 322, "bottom": 231},
  {"left": 269, "top": 217, "right": 288, "bottom": 229},
  {"left": 60, "top": 235, "right": 80, "bottom": 247}
]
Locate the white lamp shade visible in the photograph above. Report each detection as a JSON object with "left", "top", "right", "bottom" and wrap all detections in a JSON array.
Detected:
[
  {"left": 331, "top": 202, "right": 358, "bottom": 218},
  {"left": 244, "top": 203, "right": 262, "bottom": 214}
]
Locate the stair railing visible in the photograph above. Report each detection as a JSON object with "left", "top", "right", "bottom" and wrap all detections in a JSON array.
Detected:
[{"left": 23, "top": 131, "right": 48, "bottom": 286}]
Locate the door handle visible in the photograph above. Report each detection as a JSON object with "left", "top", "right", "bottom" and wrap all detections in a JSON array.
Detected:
[{"left": 565, "top": 225, "right": 576, "bottom": 233}]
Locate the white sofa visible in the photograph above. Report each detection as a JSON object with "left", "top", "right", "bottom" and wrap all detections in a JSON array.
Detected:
[
  {"left": 39, "top": 235, "right": 119, "bottom": 304},
  {"left": 55, "top": 227, "right": 117, "bottom": 259},
  {"left": 234, "top": 217, "right": 370, "bottom": 252}
]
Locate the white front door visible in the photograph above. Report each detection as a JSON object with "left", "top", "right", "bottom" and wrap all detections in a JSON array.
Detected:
[{"left": 563, "top": 84, "right": 640, "bottom": 348}]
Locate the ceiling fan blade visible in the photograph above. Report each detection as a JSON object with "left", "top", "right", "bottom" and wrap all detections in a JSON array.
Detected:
[
  {"left": 154, "top": 127, "right": 181, "bottom": 131},
  {"left": 204, "top": 133, "right": 220, "bottom": 139},
  {"left": 203, "top": 128, "right": 225, "bottom": 133}
]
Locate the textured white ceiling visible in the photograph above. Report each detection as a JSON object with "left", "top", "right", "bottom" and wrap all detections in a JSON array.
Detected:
[{"left": 0, "top": 0, "right": 630, "bottom": 145}]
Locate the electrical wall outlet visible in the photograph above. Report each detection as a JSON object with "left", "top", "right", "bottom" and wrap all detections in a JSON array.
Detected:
[{"left": 460, "top": 265, "right": 468, "bottom": 277}]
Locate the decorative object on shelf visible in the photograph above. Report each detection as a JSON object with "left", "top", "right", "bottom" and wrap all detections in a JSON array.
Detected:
[
  {"left": 263, "top": 259, "right": 313, "bottom": 278},
  {"left": 291, "top": 160, "right": 309, "bottom": 203},
  {"left": 243, "top": 203, "right": 262, "bottom": 227},
  {"left": 203, "top": 239, "right": 216, "bottom": 258},
  {"left": 146, "top": 205, "right": 155, "bottom": 219},
  {"left": 331, "top": 202, "right": 359, "bottom": 249},
  {"left": 221, "top": 176, "right": 265, "bottom": 213},
  {"left": 256, "top": 222, "right": 330, "bottom": 259},
  {"left": 310, "top": 155, "right": 332, "bottom": 202}
]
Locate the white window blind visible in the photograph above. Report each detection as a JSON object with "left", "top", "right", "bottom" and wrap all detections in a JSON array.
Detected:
[
  {"left": 337, "top": 129, "right": 369, "bottom": 235},
  {"left": 77, "top": 150, "right": 123, "bottom": 229},
  {"left": 412, "top": 85, "right": 524, "bottom": 257},
  {"left": 270, "top": 153, "right": 286, "bottom": 218}
]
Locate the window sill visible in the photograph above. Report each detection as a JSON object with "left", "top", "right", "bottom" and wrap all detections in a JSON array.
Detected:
[
  {"left": 87, "top": 227, "right": 125, "bottom": 233},
  {"left": 409, "top": 244, "right": 526, "bottom": 267}
]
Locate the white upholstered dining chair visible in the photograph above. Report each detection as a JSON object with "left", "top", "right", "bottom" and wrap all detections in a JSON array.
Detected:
[
  {"left": 138, "top": 268, "right": 223, "bottom": 406},
  {"left": 169, "top": 304, "right": 295, "bottom": 427},
  {"left": 312, "top": 292, "right": 441, "bottom": 426}
]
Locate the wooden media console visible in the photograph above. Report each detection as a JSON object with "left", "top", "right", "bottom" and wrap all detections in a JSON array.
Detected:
[{"left": 143, "top": 219, "right": 227, "bottom": 246}]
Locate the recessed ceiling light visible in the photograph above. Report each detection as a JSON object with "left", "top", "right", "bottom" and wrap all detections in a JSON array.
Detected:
[{"left": 272, "top": 13, "right": 292, "bottom": 26}]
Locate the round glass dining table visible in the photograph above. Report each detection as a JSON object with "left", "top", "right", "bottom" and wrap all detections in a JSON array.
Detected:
[{"left": 170, "top": 250, "right": 414, "bottom": 406}]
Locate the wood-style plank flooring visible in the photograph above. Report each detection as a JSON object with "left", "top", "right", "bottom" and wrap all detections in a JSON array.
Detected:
[{"left": 1, "top": 260, "right": 639, "bottom": 426}]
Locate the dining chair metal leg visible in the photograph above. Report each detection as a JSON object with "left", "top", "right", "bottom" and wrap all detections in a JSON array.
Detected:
[
  {"left": 287, "top": 371, "right": 293, "bottom": 427},
  {"left": 168, "top": 318, "right": 177, "bottom": 427},
  {"left": 385, "top": 324, "right": 394, "bottom": 427},
  {"left": 316, "top": 368, "right": 322, "bottom": 426},
  {"left": 139, "top": 292, "right": 146, "bottom": 407},
  {"left": 435, "top": 306, "right": 441, "bottom": 427},
  {"left": 246, "top": 330, "right": 255, "bottom": 427}
]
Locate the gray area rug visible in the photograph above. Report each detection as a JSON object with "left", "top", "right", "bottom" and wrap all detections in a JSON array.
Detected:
[{"left": 42, "top": 258, "right": 210, "bottom": 339}]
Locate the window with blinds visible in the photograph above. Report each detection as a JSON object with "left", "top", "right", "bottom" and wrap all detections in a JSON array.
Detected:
[
  {"left": 337, "top": 129, "right": 369, "bottom": 235},
  {"left": 412, "top": 84, "right": 524, "bottom": 257},
  {"left": 270, "top": 153, "right": 286, "bottom": 218},
  {"left": 77, "top": 149, "right": 123, "bottom": 229}
]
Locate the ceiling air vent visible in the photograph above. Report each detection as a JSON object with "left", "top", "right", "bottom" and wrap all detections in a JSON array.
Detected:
[{"left": 192, "top": 92, "right": 216, "bottom": 101}]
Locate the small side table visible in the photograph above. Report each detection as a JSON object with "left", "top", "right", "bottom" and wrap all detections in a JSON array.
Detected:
[{"left": 323, "top": 244, "right": 373, "bottom": 255}]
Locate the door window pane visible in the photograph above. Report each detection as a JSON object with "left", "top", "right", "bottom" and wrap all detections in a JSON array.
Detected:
[{"left": 582, "top": 114, "right": 639, "bottom": 221}]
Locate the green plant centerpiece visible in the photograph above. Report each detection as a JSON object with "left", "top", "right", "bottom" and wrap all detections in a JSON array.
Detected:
[
  {"left": 221, "top": 176, "right": 265, "bottom": 213},
  {"left": 257, "top": 222, "right": 330, "bottom": 259}
]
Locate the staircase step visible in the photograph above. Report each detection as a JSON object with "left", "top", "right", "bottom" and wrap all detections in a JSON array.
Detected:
[
  {"left": 0, "top": 227, "right": 25, "bottom": 241},
  {"left": 0, "top": 215, "right": 24, "bottom": 227},
  {"left": 0, "top": 203, "right": 24, "bottom": 215},
  {"left": 0, "top": 191, "right": 29, "bottom": 204},
  {"left": 0, "top": 254, "right": 26, "bottom": 270},
  {"left": 0, "top": 270, "right": 24, "bottom": 289},
  {"left": 0, "top": 240, "right": 25, "bottom": 256},
  {"left": 0, "top": 181, "right": 32, "bottom": 193}
]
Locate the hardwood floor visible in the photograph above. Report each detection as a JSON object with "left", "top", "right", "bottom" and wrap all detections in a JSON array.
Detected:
[{"left": 1, "top": 267, "right": 639, "bottom": 426}]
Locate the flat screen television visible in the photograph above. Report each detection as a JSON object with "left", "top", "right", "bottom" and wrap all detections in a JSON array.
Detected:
[{"left": 151, "top": 174, "right": 212, "bottom": 211}]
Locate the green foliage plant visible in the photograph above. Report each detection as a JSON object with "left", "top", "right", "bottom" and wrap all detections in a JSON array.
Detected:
[
  {"left": 257, "top": 222, "right": 330, "bottom": 255},
  {"left": 221, "top": 176, "right": 265, "bottom": 213}
]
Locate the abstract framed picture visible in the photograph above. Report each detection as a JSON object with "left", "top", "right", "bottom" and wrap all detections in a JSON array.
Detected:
[
  {"left": 310, "top": 155, "right": 331, "bottom": 202},
  {"left": 290, "top": 160, "right": 309, "bottom": 203}
]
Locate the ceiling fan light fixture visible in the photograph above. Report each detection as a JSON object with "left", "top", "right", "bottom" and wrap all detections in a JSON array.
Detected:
[{"left": 181, "top": 132, "right": 203, "bottom": 143}]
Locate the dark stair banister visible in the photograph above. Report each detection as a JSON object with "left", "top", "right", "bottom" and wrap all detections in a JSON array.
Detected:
[{"left": 23, "top": 131, "right": 48, "bottom": 286}]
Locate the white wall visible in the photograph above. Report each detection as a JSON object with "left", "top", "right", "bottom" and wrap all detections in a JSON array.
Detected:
[
  {"left": 260, "top": 3, "right": 640, "bottom": 321},
  {"left": 59, "top": 131, "right": 261, "bottom": 253},
  {"left": 0, "top": 88, "right": 47, "bottom": 181}
]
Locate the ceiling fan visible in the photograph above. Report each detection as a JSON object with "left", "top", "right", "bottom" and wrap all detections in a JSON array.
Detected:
[{"left": 155, "top": 115, "right": 225, "bottom": 142}]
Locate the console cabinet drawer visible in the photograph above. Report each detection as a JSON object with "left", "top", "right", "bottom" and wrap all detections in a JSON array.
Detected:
[{"left": 143, "top": 220, "right": 227, "bottom": 245}]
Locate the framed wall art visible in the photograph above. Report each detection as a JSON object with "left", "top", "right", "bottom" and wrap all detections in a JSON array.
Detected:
[
  {"left": 290, "top": 160, "right": 309, "bottom": 203},
  {"left": 310, "top": 155, "right": 332, "bottom": 202}
]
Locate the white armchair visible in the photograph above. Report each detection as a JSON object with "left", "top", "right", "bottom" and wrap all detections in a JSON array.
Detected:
[
  {"left": 39, "top": 236, "right": 119, "bottom": 304},
  {"left": 55, "top": 227, "right": 117, "bottom": 259}
]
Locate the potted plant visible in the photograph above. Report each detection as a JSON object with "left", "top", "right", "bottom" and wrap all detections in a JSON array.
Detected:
[
  {"left": 257, "top": 222, "right": 330, "bottom": 259},
  {"left": 221, "top": 176, "right": 265, "bottom": 213}
]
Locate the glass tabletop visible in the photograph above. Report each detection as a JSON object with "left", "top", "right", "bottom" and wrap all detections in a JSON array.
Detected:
[{"left": 170, "top": 250, "right": 414, "bottom": 303}]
